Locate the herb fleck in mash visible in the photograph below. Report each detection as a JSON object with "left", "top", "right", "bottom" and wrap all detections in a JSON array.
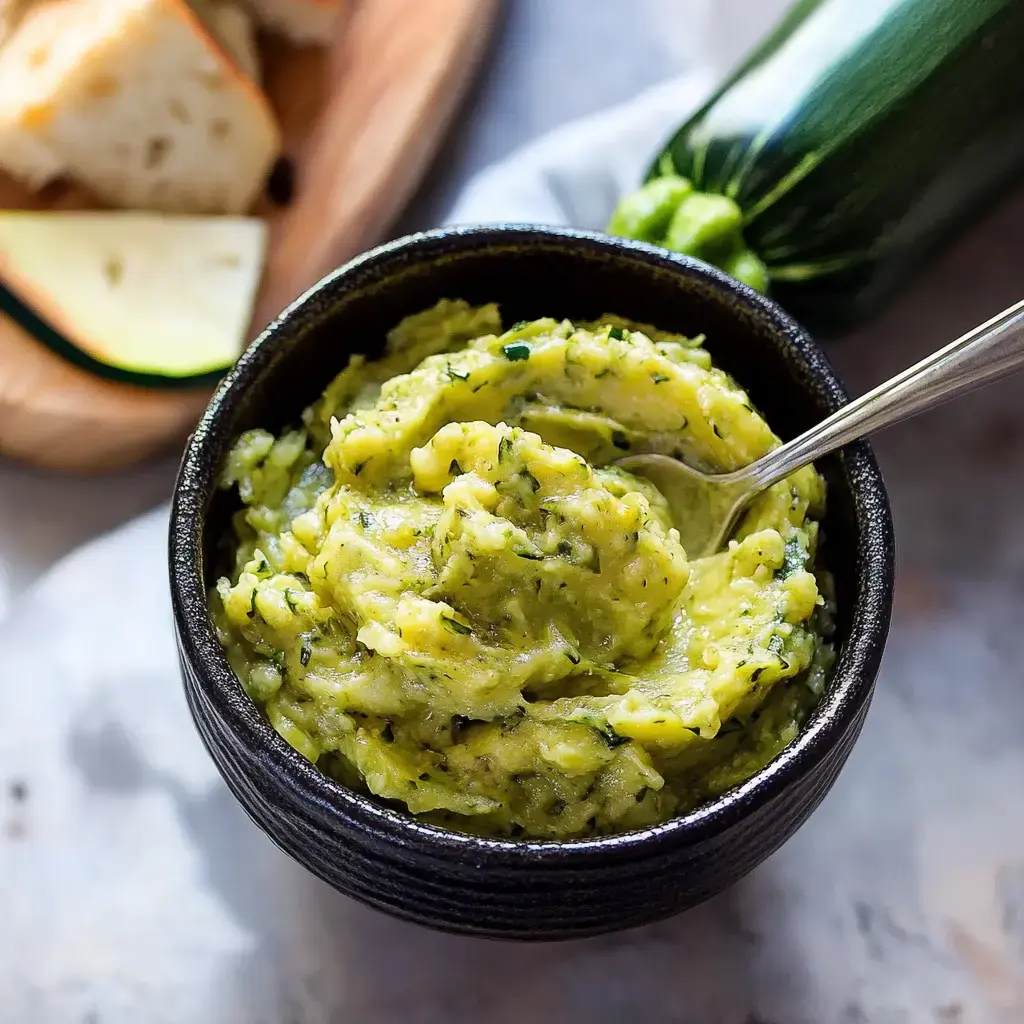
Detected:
[{"left": 214, "top": 300, "right": 834, "bottom": 839}]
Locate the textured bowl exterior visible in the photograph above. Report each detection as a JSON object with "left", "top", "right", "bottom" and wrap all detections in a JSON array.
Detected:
[{"left": 170, "top": 226, "right": 895, "bottom": 940}]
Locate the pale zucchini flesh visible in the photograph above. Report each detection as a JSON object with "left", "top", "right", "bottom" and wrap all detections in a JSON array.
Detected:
[{"left": 0, "top": 211, "right": 267, "bottom": 383}]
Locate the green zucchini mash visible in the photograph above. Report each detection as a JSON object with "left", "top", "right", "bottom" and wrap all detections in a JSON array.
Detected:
[{"left": 214, "top": 301, "right": 834, "bottom": 839}]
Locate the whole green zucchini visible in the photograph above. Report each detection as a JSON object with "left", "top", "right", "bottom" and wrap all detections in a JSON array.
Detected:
[{"left": 608, "top": 0, "right": 1024, "bottom": 332}]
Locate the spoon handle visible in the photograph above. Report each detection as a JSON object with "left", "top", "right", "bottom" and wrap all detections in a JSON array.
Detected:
[{"left": 746, "top": 297, "right": 1024, "bottom": 490}]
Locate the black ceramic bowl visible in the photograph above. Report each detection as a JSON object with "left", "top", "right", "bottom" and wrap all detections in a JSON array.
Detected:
[{"left": 170, "top": 225, "right": 894, "bottom": 941}]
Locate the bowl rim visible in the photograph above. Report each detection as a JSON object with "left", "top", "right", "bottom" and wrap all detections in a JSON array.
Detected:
[{"left": 170, "top": 223, "right": 894, "bottom": 865}]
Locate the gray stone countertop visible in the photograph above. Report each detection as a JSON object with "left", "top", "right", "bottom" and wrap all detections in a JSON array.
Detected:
[{"left": 3, "top": 2, "right": 1024, "bottom": 1022}]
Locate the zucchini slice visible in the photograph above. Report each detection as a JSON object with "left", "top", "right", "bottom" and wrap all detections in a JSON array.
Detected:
[{"left": 0, "top": 211, "right": 267, "bottom": 388}]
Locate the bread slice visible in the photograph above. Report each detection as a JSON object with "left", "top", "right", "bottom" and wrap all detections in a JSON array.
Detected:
[
  {"left": 241, "top": 0, "right": 343, "bottom": 44},
  {"left": 0, "top": 210, "right": 267, "bottom": 379},
  {"left": 0, "top": 0, "right": 30, "bottom": 46},
  {"left": 0, "top": 0, "right": 19, "bottom": 46},
  {"left": 0, "top": 1, "right": 70, "bottom": 186},
  {"left": 0, "top": 0, "right": 280, "bottom": 213},
  {"left": 191, "top": 0, "right": 261, "bottom": 81},
  {"left": 2, "top": 0, "right": 262, "bottom": 79}
]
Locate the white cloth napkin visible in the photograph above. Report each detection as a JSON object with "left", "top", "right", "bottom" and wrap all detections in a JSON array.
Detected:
[
  {"left": 2, "top": 71, "right": 1020, "bottom": 1024},
  {"left": 443, "top": 73, "right": 713, "bottom": 230}
]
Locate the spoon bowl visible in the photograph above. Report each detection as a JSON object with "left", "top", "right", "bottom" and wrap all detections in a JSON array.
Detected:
[{"left": 614, "top": 453, "right": 754, "bottom": 558}]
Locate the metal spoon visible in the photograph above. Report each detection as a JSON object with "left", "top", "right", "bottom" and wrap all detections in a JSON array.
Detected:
[{"left": 616, "top": 298, "right": 1024, "bottom": 558}]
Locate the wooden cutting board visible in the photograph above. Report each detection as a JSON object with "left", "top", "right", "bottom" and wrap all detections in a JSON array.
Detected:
[{"left": 0, "top": 0, "right": 499, "bottom": 473}]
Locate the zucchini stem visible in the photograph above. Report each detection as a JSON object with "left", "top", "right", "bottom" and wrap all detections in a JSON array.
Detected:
[{"left": 608, "top": 177, "right": 768, "bottom": 293}]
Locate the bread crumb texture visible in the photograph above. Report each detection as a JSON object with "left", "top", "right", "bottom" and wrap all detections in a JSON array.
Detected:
[{"left": 0, "top": 0, "right": 280, "bottom": 213}]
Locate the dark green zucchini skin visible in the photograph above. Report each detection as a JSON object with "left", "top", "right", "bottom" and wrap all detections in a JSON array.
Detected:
[
  {"left": 0, "top": 281, "right": 226, "bottom": 390},
  {"left": 648, "top": 0, "right": 1024, "bottom": 332}
]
